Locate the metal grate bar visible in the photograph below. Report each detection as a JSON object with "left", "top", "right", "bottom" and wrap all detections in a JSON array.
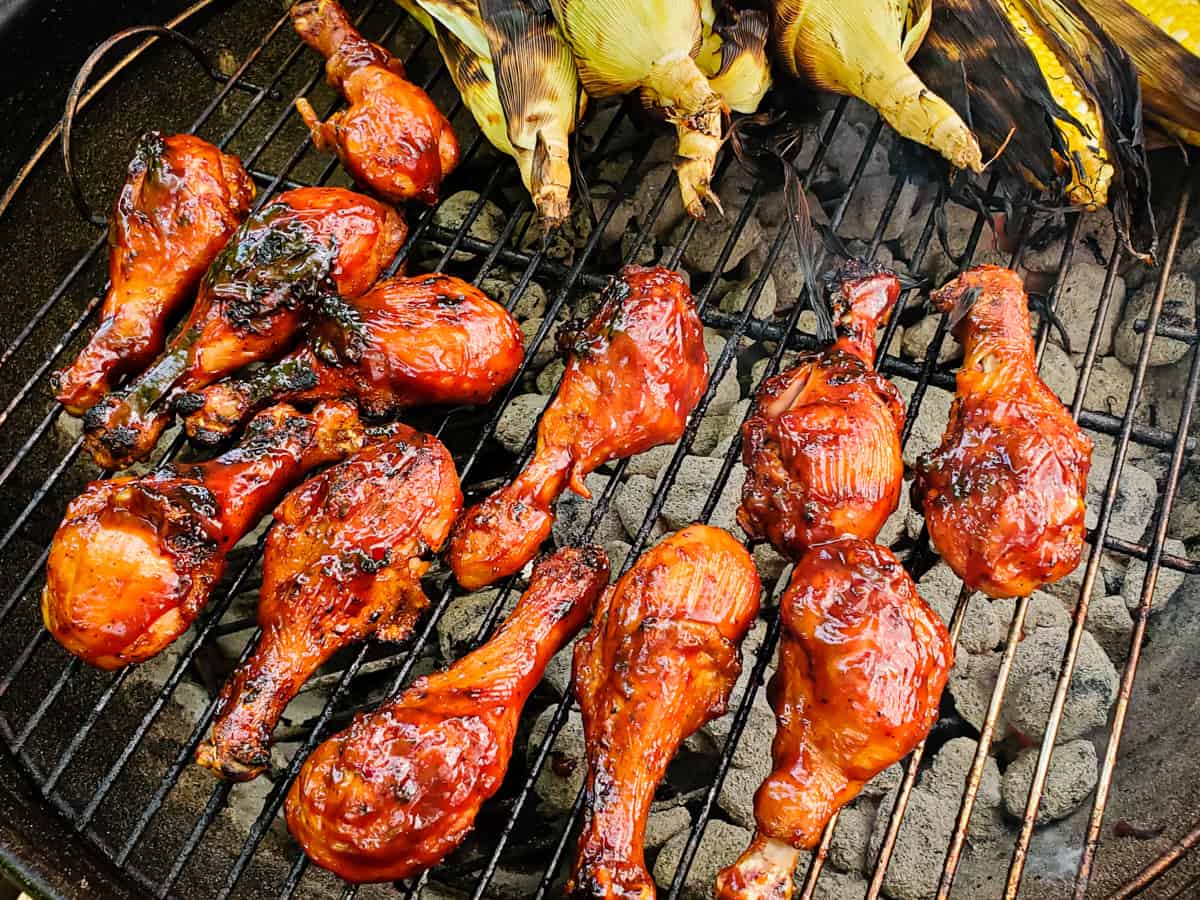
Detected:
[
  {"left": 520, "top": 127, "right": 847, "bottom": 892},
  {"left": 1003, "top": 182, "right": 1195, "bottom": 898},
  {"left": 1107, "top": 817, "right": 1200, "bottom": 900},
  {"left": 152, "top": 43, "right": 659, "bottom": 900},
  {"left": 0, "top": 1, "right": 391, "bottom": 561},
  {"left": 807, "top": 172, "right": 1006, "bottom": 899},
  {"left": 258, "top": 104, "right": 675, "bottom": 900},
  {"left": 1074, "top": 181, "right": 1200, "bottom": 897},
  {"left": 0, "top": 6, "right": 297, "bottom": 377},
  {"left": 666, "top": 116, "right": 902, "bottom": 900},
  {"left": 866, "top": 198, "right": 1116, "bottom": 898},
  {"left": 0, "top": 438, "right": 85, "bottom": 560},
  {"left": 1079, "top": 363, "right": 1200, "bottom": 884},
  {"left": 861, "top": 171, "right": 1005, "bottom": 897},
  {"left": 915, "top": 212, "right": 1103, "bottom": 897},
  {"left": 70, "top": 534, "right": 270, "bottom": 831},
  {"left": 0, "top": 237, "right": 106, "bottom": 372},
  {"left": 0, "top": 0, "right": 415, "bottom": 701}
]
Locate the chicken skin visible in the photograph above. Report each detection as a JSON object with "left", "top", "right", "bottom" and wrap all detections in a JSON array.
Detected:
[
  {"left": 914, "top": 266, "right": 1092, "bottom": 597},
  {"left": 449, "top": 265, "right": 708, "bottom": 589},
  {"left": 292, "top": 0, "right": 459, "bottom": 205},
  {"left": 287, "top": 546, "right": 609, "bottom": 883},
  {"left": 51, "top": 133, "right": 254, "bottom": 415},
  {"left": 569, "top": 525, "right": 761, "bottom": 899},
  {"left": 83, "top": 187, "right": 405, "bottom": 470},
  {"left": 44, "top": 402, "right": 364, "bottom": 670},
  {"left": 716, "top": 537, "right": 952, "bottom": 900},
  {"left": 739, "top": 262, "right": 905, "bottom": 560},
  {"left": 196, "top": 425, "right": 461, "bottom": 781},
  {"left": 179, "top": 274, "right": 523, "bottom": 445}
]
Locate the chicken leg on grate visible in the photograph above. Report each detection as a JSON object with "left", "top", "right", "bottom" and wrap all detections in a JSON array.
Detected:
[
  {"left": 44, "top": 402, "right": 365, "bottom": 670},
  {"left": 914, "top": 265, "right": 1092, "bottom": 597},
  {"left": 179, "top": 273, "right": 523, "bottom": 445},
  {"left": 197, "top": 424, "right": 461, "bottom": 781},
  {"left": 738, "top": 260, "right": 905, "bottom": 560},
  {"left": 716, "top": 537, "right": 952, "bottom": 899},
  {"left": 569, "top": 525, "right": 762, "bottom": 899},
  {"left": 286, "top": 545, "right": 609, "bottom": 883},
  {"left": 292, "top": 0, "right": 459, "bottom": 204},
  {"left": 82, "top": 186, "right": 406, "bottom": 470},
  {"left": 51, "top": 132, "right": 254, "bottom": 415},
  {"left": 449, "top": 265, "right": 708, "bottom": 589}
]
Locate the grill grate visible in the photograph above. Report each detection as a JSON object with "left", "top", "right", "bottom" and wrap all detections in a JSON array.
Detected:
[{"left": 0, "top": 0, "right": 1197, "bottom": 898}]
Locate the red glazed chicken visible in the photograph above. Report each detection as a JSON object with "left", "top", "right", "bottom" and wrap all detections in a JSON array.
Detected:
[
  {"left": 449, "top": 265, "right": 708, "bottom": 589},
  {"left": 82, "top": 186, "right": 405, "bottom": 469},
  {"left": 569, "top": 525, "right": 762, "bottom": 899},
  {"left": 51, "top": 133, "right": 254, "bottom": 414},
  {"left": 196, "top": 425, "right": 461, "bottom": 781},
  {"left": 179, "top": 273, "right": 523, "bottom": 445},
  {"left": 292, "top": 0, "right": 459, "bottom": 204},
  {"left": 44, "top": 402, "right": 364, "bottom": 669},
  {"left": 914, "top": 266, "right": 1092, "bottom": 597},
  {"left": 739, "top": 261, "right": 905, "bottom": 560},
  {"left": 286, "top": 546, "right": 609, "bottom": 882},
  {"left": 716, "top": 537, "right": 952, "bottom": 899}
]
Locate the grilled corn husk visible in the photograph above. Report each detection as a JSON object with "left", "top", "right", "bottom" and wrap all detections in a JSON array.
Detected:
[
  {"left": 478, "top": 0, "right": 581, "bottom": 226},
  {"left": 770, "top": 0, "right": 983, "bottom": 173},
  {"left": 549, "top": 0, "right": 723, "bottom": 218},
  {"left": 697, "top": 1, "right": 772, "bottom": 114},
  {"left": 397, "top": 0, "right": 582, "bottom": 227},
  {"left": 911, "top": 0, "right": 1155, "bottom": 260},
  {"left": 1078, "top": 0, "right": 1200, "bottom": 145}
]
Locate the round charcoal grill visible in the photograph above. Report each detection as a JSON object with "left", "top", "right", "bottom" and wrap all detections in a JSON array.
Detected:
[{"left": 0, "top": 1, "right": 1198, "bottom": 898}]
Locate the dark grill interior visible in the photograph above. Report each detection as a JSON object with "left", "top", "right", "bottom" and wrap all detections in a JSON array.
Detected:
[{"left": 0, "top": 0, "right": 1198, "bottom": 898}]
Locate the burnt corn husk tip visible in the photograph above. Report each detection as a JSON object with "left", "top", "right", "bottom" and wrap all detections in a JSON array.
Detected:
[
  {"left": 398, "top": 0, "right": 581, "bottom": 228},
  {"left": 910, "top": 0, "right": 1156, "bottom": 262}
]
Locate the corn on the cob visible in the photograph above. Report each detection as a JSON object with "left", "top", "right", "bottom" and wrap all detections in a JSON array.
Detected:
[
  {"left": 1079, "top": 0, "right": 1200, "bottom": 145},
  {"left": 477, "top": 0, "right": 581, "bottom": 227},
  {"left": 697, "top": 1, "right": 772, "bottom": 114},
  {"left": 548, "top": 0, "right": 723, "bottom": 219},
  {"left": 769, "top": 0, "right": 983, "bottom": 174},
  {"left": 910, "top": 0, "right": 1155, "bottom": 260},
  {"left": 396, "top": 0, "right": 582, "bottom": 228}
]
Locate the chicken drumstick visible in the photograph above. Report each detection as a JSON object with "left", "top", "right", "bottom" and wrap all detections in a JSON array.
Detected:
[
  {"left": 716, "top": 537, "right": 952, "bottom": 900},
  {"left": 197, "top": 424, "right": 461, "bottom": 781},
  {"left": 180, "top": 273, "right": 523, "bottom": 445},
  {"left": 739, "top": 261, "right": 905, "bottom": 560},
  {"left": 292, "top": 0, "right": 459, "bottom": 204},
  {"left": 449, "top": 265, "right": 708, "bottom": 589},
  {"left": 44, "top": 402, "right": 364, "bottom": 669},
  {"left": 83, "top": 187, "right": 405, "bottom": 469},
  {"left": 569, "top": 525, "right": 761, "bottom": 898},
  {"left": 52, "top": 133, "right": 254, "bottom": 415},
  {"left": 914, "top": 266, "right": 1092, "bottom": 597},
  {"left": 286, "top": 546, "right": 609, "bottom": 882}
]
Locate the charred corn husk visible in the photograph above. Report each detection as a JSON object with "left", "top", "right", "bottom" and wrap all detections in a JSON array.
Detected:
[
  {"left": 697, "top": 1, "right": 772, "bottom": 114},
  {"left": 911, "top": 0, "right": 1155, "bottom": 260},
  {"left": 549, "top": 0, "right": 723, "bottom": 218},
  {"left": 478, "top": 0, "right": 581, "bottom": 227},
  {"left": 770, "top": 0, "right": 983, "bottom": 173},
  {"left": 395, "top": 0, "right": 507, "bottom": 144},
  {"left": 397, "top": 0, "right": 581, "bottom": 228},
  {"left": 1078, "top": 0, "right": 1200, "bottom": 145}
]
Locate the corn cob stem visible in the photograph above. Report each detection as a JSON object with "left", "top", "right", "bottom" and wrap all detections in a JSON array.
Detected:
[
  {"left": 857, "top": 54, "right": 983, "bottom": 173},
  {"left": 643, "top": 53, "right": 724, "bottom": 217},
  {"left": 522, "top": 131, "right": 573, "bottom": 227}
]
